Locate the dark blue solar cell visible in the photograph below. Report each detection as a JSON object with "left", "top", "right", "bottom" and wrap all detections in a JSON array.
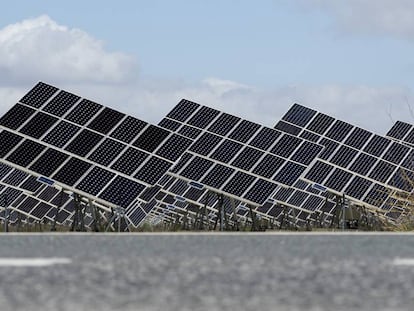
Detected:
[
  {"left": 179, "top": 157, "right": 214, "bottom": 181},
  {"left": 386, "top": 121, "right": 411, "bottom": 140},
  {"left": 244, "top": 179, "right": 278, "bottom": 204},
  {"left": 42, "top": 90, "right": 80, "bottom": 117},
  {"left": 0, "top": 104, "right": 36, "bottom": 130},
  {"left": 166, "top": 99, "right": 200, "bottom": 122},
  {"left": 222, "top": 172, "right": 256, "bottom": 197},
  {"left": 156, "top": 134, "right": 192, "bottom": 161},
  {"left": 211, "top": 140, "right": 243, "bottom": 163},
  {"left": 318, "top": 138, "right": 339, "bottom": 160},
  {"left": 52, "top": 157, "right": 92, "bottom": 186},
  {"left": 87, "top": 107, "right": 125, "bottom": 135},
  {"left": 273, "top": 187, "right": 295, "bottom": 202},
  {"left": 363, "top": 135, "right": 391, "bottom": 157},
  {"left": 270, "top": 135, "right": 302, "bottom": 159},
  {"left": 0, "top": 131, "right": 23, "bottom": 158},
  {"left": 231, "top": 147, "right": 264, "bottom": 171},
  {"left": 158, "top": 118, "right": 181, "bottom": 132},
  {"left": 177, "top": 125, "right": 202, "bottom": 139},
  {"left": 273, "top": 162, "right": 306, "bottom": 186},
  {"left": 306, "top": 113, "right": 335, "bottom": 135},
  {"left": 29, "top": 148, "right": 69, "bottom": 176},
  {"left": 111, "top": 147, "right": 149, "bottom": 175},
  {"left": 281, "top": 104, "right": 316, "bottom": 127},
  {"left": 401, "top": 149, "right": 414, "bottom": 170},
  {"left": 330, "top": 145, "right": 358, "bottom": 168},
  {"left": 404, "top": 128, "right": 414, "bottom": 145},
  {"left": 99, "top": 176, "right": 145, "bottom": 207},
  {"left": 249, "top": 127, "right": 281, "bottom": 151},
  {"left": 344, "top": 127, "right": 372, "bottom": 149},
  {"left": 304, "top": 160, "right": 334, "bottom": 184},
  {"left": 201, "top": 164, "right": 235, "bottom": 189},
  {"left": 291, "top": 141, "right": 323, "bottom": 165},
  {"left": 19, "top": 112, "right": 58, "bottom": 139},
  {"left": 88, "top": 138, "right": 126, "bottom": 166},
  {"left": 110, "top": 116, "right": 148, "bottom": 143},
  {"left": 207, "top": 113, "right": 240, "bottom": 136},
  {"left": 325, "top": 120, "right": 353, "bottom": 142},
  {"left": 323, "top": 168, "right": 353, "bottom": 192},
  {"left": 287, "top": 190, "right": 309, "bottom": 207},
  {"left": 134, "top": 156, "right": 172, "bottom": 185},
  {"left": 187, "top": 106, "right": 220, "bottom": 129},
  {"left": 274, "top": 121, "right": 301, "bottom": 136},
  {"left": 349, "top": 153, "right": 377, "bottom": 175},
  {"left": 64, "top": 129, "right": 104, "bottom": 157},
  {"left": 189, "top": 132, "right": 223, "bottom": 156},
  {"left": 382, "top": 142, "right": 410, "bottom": 165},
  {"left": 132, "top": 125, "right": 170, "bottom": 153},
  {"left": 6, "top": 140, "right": 46, "bottom": 167},
  {"left": 299, "top": 130, "right": 320, "bottom": 143},
  {"left": 228, "top": 120, "right": 261, "bottom": 143},
  {"left": 19, "top": 82, "right": 58, "bottom": 108},
  {"left": 76, "top": 167, "right": 115, "bottom": 196},
  {"left": 65, "top": 99, "right": 102, "bottom": 126},
  {"left": 252, "top": 154, "right": 285, "bottom": 179},
  {"left": 368, "top": 160, "right": 396, "bottom": 183},
  {"left": 42, "top": 121, "right": 81, "bottom": 148}
]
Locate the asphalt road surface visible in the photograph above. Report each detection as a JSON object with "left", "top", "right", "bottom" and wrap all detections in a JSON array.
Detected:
[{"left": 0, "top": 232, "right": 413, "bottom": 311}]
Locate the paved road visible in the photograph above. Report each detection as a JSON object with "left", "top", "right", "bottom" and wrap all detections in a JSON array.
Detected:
[{"left": 0, "top": 232, "right": 413, "bottom": 311}]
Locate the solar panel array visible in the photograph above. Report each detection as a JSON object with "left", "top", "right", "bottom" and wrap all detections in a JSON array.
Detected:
[
  {"left": 0, "top": 82, "right": 410, "bottom": 230},
  {"left": 0, "top": 82, "right": 193, "bottom": 227},
  {"left": 145, "top": 100, "right": 335, "bottom": 225},
  {"left": 274, "top": 104, "right": 414, "bottom": 219},
  {"left": 158, "top": 100, "right": 324, "bottom": 206}
]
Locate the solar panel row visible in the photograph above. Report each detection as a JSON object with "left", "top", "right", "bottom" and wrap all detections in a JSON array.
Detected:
[{"left": 0, "top": 82, "right": 412, "bottom": 230}]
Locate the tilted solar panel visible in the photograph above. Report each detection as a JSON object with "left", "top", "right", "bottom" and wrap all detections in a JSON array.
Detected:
[
  {"left": 277, "top": 104, "right": 414, "bottom": 219},
  {"left": 158, "top": 99, "right": 324, "bottom": 208},
  {"left": 0, "top": 82, "right": 192, "bottom": 227}
]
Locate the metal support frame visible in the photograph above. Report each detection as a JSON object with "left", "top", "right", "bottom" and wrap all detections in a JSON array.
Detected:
[
  {"left": 51, "top": 189, "right": 65, "bottom": 232},
  {"left": 3, "top": 192, "right": 8, "bottom": 233},
  {"left": 249, "top": 205, "right": 257, "bottom": 231},
  {"left": 105, "top": 206, "right": 130, "bottom": 232},
  {"left": 89, "top": 199, "right": 101, "bottom": 232},
  {"left": 71, "top": 193, "right": 86, "bottom": 232}
]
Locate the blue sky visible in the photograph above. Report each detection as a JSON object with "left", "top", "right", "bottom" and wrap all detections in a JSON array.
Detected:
[{"left": 1, "top": 1, "right": 414, "bottom": 133}]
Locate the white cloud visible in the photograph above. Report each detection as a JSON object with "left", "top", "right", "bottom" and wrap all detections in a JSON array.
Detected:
[
  {"left": 1, "top": 15, "right": 413, "bottom": 136},
  {"left": 0, "top": 15, "right": 137, "bottom": 85},
  {"left": 300, "top": 0, "right": 414, "bottom": 39}
]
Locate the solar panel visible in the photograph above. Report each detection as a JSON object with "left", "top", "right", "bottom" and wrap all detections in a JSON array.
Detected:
[
  {"left": 276, "top": 103, "right": 414, "bottom": 218},
  {"left": 5, "top": 84, "right": 410, "bottom": 228},
  {"left": 0, "top": 82, "right": 195, "bottom": 227},
  {"left": 145, "top": 101, "right": 328, "bottom": 226},
  {"left": 0, "top": 162, "right": 73, "bottom": 224},
  {"left": 387, "top": 121, "right": 413, "bottom": 141}
]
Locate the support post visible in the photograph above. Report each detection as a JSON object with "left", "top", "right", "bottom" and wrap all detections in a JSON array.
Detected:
[
  {"left": 218, "top": 194, "right": 224, "bottom": 231},
  {"left": 3, "top": 193, "right": 8, "bottom": 233},
  {"left": 249, "top": 205, "right": 257, "bottom": 231},
  {"left": 52, "top": 190, "right": 64, "bottom": 232},
  {"left": 71, "top": 194, "right": 85, "bottom": 232},
  {"left": 230, "top": 197, "right": 239, "bottom": 231},
  {"left": 342, "top": 194, "right": 346, "bottom": 231},
  {"left": 89, "top": 199, "right": 100, "bottom": 232}
]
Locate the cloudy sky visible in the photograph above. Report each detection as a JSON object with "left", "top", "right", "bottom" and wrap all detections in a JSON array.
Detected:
[{"left": 2, "top": 0, "right": 414, "bottom": 134}]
